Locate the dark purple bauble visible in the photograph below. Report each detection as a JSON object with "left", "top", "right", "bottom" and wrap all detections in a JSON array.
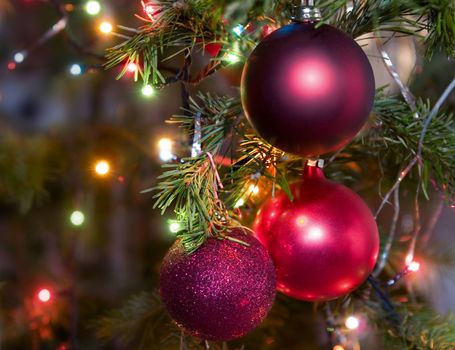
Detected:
[
  {"left": 241, "top": 22, "right": 375, "bottom": 156},
  {"left": 160, "top": 229, "right": 276, "bottom": 341}
]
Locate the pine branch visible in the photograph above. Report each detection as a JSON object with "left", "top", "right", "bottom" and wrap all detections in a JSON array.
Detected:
[{"left": 149, "top": 93, "right": 246, "bottom": 253}]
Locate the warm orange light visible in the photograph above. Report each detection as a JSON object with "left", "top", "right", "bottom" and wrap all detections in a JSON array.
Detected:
[
  {"left": 333, "top": 345, "right": 345, "bottom": 350},
  {"left": 248, "top": 184, "right": 259, "bottom": 195},
  {"left": 99, "top": 21, "right": 113, "bottom": 34},
  {"left": 37, "top": 288, "right": 52, "bottom": 303},
  {"left": 94, "top": 160, "right": 111, "bottom": 176}
]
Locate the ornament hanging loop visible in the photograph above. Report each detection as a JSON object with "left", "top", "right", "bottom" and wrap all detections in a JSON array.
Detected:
[{"left": 291, "top": 0, "right": 321, "bottom": 23}]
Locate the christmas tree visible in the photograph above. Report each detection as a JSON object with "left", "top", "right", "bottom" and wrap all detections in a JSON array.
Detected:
[{"left": 1, "top": 0, "right": 455, "bottom": 349}]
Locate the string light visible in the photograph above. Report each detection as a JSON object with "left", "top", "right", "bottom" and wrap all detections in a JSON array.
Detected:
[
  {"left": 99, "top": 21, "right": 113, "bottom": 34},
  {"left": 37, "top": 288, "right": 52, "bottom": 303},
  {"left": 227, "top": 52, "right": 241, "bottom": 64},
  {"left": 234, "top": 198, "right": 245, "bottom": 208},
  {"left": 69, "top": 63, "right": 82, "bottom": 76},
  {"left": 345, "top": 316, "right": 360, "bottom": 330},
  {"left": 233, "top": 24, "right": 245, "bottom": 37},
  {"left": 7, "top": 61, "right": 16, "bottom": 70},
  {"left": 408, "top": 260, "right": 421, "bottom": 272},
  {"left": 13, "top": 52, "right": 26, "bottom": 63},
  {"left": 70, "top": 210, "right": 85, "bottom": 226},
  {"left": 85, "top": 0, "right": 101, "bottom": 15},
  {"left": 248, "top": 184, "right": 259, "bottom": 195},
  {"left": 158, "top": 138, "right": 175, "bottom": 162},
  {"left": 386, "top": 260, "right": 421, "bottom": 286},
  {"left": 127, "top": 62, "right": 138, "bottom": 73},
  {"left": 168, "top": 220, "right": 182, "bottom": 234},
  {"left": 94, "top": 160, "right": 111, "bottom": 176},
  {"left": 141, "top": 84, "right": 155, "bottom": 97}
]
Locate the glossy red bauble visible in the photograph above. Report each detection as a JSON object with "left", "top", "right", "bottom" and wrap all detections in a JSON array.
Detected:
[
  {"left": 160, "top": 229, "right": 276, "bottom": 341},
  {"left": 241, "top": 22, "right": 375, "bottom": 156},
  {"left": 253, "top": 164, "right": 379, "bottom": 301}
]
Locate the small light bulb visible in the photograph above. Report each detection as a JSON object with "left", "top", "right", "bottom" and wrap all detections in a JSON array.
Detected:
[
  {"left": 70, "top": 211, "right": 85, "bottom": 226},
  {"left": 227, "top": 53, "right": 240, "bottom": 64},
  {"left": 405, "top": 253, "right": 414, "bottom": 265},
  {"left": 141, "top": 84, "right": 155, "bottom": 97},
  {"left": 7, "top": 61, "right": 16, "bottom": 70},
  {"left": 13, "top": 52, "right": 25, "bottom": 63},
  {"left": 99, "top": 21, "right": 113, "bottom": 34},
  {"left": 37, "top": 288, "right": 52, "bottom": 303},
  {"left": 94, "top": 160, "right": 110, "bottom": 176},
  {"left": 85, "top": 0, "right": 101, "bottom": 15},
  {"left": 345, "top": 316, "right": 360, "bottom": 330},
  {"left": 158, "top": 138, "right": 172, "bottom": 150},
  {"left": 248, "top": 184, "right": 259, "bottom": 195},
  {"left": 232, "top": 24, "right": 245, "bottom": 37},
  {"left": 408, "top": 261, "right": 421, "bottom": 272},
  {"left": 333, "top": 345, "right": 345, "bottom": 350},
  {"left": 69, "top": 64, "right": 82, "bottom": 76},
  {"left": 168, "top": 220, "right": 182, "bottom": 233},
  {"left": 158, "top": 138, "right": 175, "bottom": 161},
  {"left": 127, "top": 62, "right": 138, "bottom": 73},
  {"left": 234, "top": 198, "right": 245, "bottom": 208},
  {"left": 144, "top": 4, "right": 155, "bottom": 16}
]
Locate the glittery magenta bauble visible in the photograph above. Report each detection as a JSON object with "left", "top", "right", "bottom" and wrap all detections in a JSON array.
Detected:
[
  {"left": 253, "top": 165, "right": 379, "bottom": 301},
  {"left": 160, "top": 229, "right": 276, "bottom": 341},
  {"left": 241, "top": 22, "right": 375, "bottom": 156}
]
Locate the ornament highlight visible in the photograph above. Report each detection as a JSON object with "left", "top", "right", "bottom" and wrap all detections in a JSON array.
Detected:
[
  {"left": 254, "top": 163, "right": 379, "bottom": 301},
  {"left": 160, "top": 229, "right": 276, "bottom": 341},
  {"left": 241, "top": 22, "right": 375, "bottom": 156}
]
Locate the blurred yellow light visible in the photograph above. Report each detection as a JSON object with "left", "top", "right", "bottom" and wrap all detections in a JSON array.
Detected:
[
  {"left": 248, "top": 184, "right": 259, "bottom": 195},
  {"left": 70, "top": 210, "right": 85, "bottom": 226},
  {"left": 157, "top": 138, "right": 175, "bottom": 162},
  {"left": 333, "top": 345, "right": 345, "bottom": 350},
  {"left": 234, "top": 198, "right": 245, "bottom": 208},
  {"left": 94, "top": 160, "right": 110, "bottom": 176},
  {"left": 99, "top": 21, "right": 113, "bottom": 34},
  {"left": 345, "top": 316, "right": 360, "bottom": 330}
]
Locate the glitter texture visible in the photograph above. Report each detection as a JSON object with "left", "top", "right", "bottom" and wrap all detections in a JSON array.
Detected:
[{"left": 160, "top": 228, "right": 276, "bottom": 341}]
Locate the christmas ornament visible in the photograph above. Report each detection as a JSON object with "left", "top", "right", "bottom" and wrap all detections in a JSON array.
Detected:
[
  {"left": 160, "top": 228, "right": 276, "bottom": 341},
  {"left": 241, "top": 6, "right": 375, "bottom": 157},
  {"left": 254, "top": 162, "right": 379, "bottom": 301}
]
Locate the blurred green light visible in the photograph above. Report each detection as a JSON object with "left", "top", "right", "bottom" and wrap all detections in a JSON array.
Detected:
[
  {"left": 70, "top": 210, "right": 85, "bottom": 226},
  {"left": 141, "top": 84, "right": 155, "bottom": 97},
  {"left": 168, "top": 220, "right": 182, "bottom": 234}
]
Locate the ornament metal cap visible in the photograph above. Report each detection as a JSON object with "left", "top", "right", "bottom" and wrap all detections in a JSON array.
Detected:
[{"left": 291, "top": 0, "right": 321, "bottom": 22}]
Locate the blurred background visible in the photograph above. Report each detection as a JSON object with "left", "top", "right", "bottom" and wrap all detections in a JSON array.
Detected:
[{"left": 0, "top": 0, "right": 455, "bottom": 349}]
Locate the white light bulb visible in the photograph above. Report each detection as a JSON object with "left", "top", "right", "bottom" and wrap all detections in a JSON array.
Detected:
[
  {"left": 85, "top": 0, "right": 101, "bottom": 15},
  {"left": 13, "top": 52, "right": 25, "bottom": 63},
  {"left": 345, "top": 316, "right": 360, "bottom": 330},
  {"left": 70, "top": 211, "right": 85, "bottom": 226},
  {"left": 70, "top": 64, "right": 82, "bottom": 76}
]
